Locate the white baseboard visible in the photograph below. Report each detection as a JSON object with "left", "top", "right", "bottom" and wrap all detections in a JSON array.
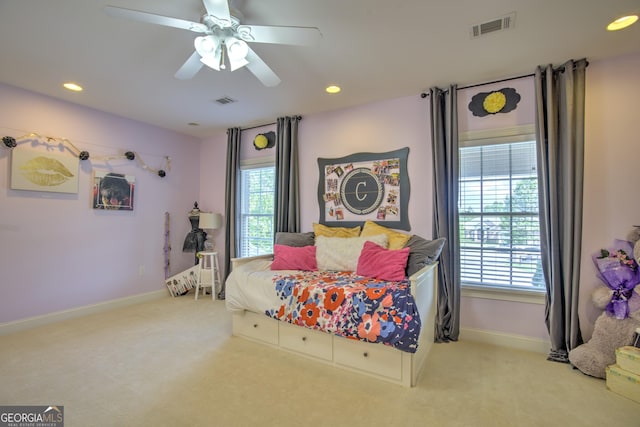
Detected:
[
  {"left": 0, "top": 290, "right": 168, "bottom": 336},
  {"left": 460, "top": 327, "right": 550, "bottom": 354}
]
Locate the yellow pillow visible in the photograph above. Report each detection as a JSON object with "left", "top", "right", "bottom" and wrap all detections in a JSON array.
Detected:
[
  {"left": 313, "top": 223, "right": 361, "bottom": 238},
  {"left": 361, "top": 220, "right": 411, "bottom": 250}
]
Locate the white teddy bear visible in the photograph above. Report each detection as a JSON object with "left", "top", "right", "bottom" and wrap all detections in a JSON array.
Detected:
[{"left": 567, "top": 231, "right": 640, "bottom": 378}]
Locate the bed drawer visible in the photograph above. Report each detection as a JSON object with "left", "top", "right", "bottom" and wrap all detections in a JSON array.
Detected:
[
  {"left": 232, "top": 311, "right": 279, "bottom": 345},
  {"left": 333, "top": 337, "right": 403, "bottom": 381},
  {"left": 279, "top": 322, "right": 333, "bottom": 361}
]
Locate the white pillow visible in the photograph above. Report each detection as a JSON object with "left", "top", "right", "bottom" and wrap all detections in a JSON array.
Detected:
[{"left": 315, "top": 234, "right": 388, "bottom": 271}]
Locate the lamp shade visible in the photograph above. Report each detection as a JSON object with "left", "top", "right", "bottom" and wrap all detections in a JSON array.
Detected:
[
  {"left": 199, "top": 212, "right": 222, "bottom": 230},
  {"left": 195, "top": 35, "right": 218, "bottom": 57},
  {"left": 225, "top": 37, "right": 249, "bottom": 61},
  {"left": 195, "top": 35, "right": 221, "bottom": 70},
  {"left": 225, "top": 37, "right": 249, "bottom": 71}
]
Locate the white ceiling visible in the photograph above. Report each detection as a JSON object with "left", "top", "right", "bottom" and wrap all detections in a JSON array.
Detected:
[{"left": 1, "top": 0, "right": 639, "bottom": 138}]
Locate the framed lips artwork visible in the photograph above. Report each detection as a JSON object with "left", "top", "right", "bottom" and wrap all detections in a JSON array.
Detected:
[{"left": 10, "top": 147, "right": 79, "bottom": 194}]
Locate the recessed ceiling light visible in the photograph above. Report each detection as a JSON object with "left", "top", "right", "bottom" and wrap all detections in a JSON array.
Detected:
[
  {"left": 63, "top": 82, "right": 83, "bottom": 92},
  {"left": 326, "top": 85, "right": 341, "bottom": 94},
  {"left": 607, "top": 15, "right": 638, "bottom": 31}
]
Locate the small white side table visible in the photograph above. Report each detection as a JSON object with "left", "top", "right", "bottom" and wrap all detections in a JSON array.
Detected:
[{"left": 195, "top": 251, "right": 221, "bottom": 300}]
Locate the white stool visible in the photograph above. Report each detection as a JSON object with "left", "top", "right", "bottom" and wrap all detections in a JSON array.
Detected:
[{"left": 195, "top": 251, "right": 221, "bottom": 300}]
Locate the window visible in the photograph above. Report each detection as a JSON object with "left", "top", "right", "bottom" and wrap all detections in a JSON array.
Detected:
[
  {"left": 238, "top": 161, "right": 275, "bottom": 257},
  {"left": 459, "top": 127, "right": 544, "bottom": 291}
]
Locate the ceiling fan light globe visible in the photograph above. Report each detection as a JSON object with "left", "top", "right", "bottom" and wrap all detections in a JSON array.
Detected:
[
  {"left": 200, "top": 54, "right": 221, "bottom": 71},
  {"left": 225, "top": 37, "right": 249, "bottom": 60},
  {"left": 195, "top": 35, "right": 218, "bottom": 56},
  {"left": 229, "top": 57, "right": 249, "bottom": 71}
]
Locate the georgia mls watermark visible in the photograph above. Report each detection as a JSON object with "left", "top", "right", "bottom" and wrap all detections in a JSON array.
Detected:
[{"left": 0, "top": 406, "right": 64, "bottom": 427}]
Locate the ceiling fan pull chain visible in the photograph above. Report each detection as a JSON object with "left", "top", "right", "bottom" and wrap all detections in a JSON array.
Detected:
[{"left": 219, "top": 43, "right": 226, "bottom": 70}]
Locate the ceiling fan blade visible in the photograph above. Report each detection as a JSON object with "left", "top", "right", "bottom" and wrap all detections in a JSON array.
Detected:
[
  {"left": 245, "top": 48, "right": 281, "bottom": 87},
  {"left": 202, "top": 0, "right": 233, "bottom": 28},
  {"left": 237, "top": 25, "right": 322, "bottom": 45},
  {"left": 175, "top": 51, "right": 205, "bottom": 80},
  {"left": 104, "top": 6, "right": 207, "bottom": 33}
]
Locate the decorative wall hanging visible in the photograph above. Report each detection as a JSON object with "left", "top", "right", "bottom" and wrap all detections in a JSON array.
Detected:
[
  {"left": 164, "top": 211, "right": 171, "bottom": 279},
  {"left": 2, "top": 132, "right": 170, "bottom": 177},
  {"left": 92, "top": 171, "right": 135, "bottom": 210},
  {"left": 468, "top": 87, "right": 521, "bottom": 117},
  {"left": 317, "top": 147, "right": 410, "bottom": 230},
  {"left": 253, "top": 131, "right": 275, "bottom": 150},
  {"left": 10, "top": 147, "right": 79, "bottom": 193}
]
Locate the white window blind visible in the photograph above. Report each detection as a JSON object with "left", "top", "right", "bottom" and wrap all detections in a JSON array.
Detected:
[
  {"left": 459, "top": 136, "right": 544, "bottom": 290},
  {"left": 239, "top": 164, "right": 275, "bottom": 257}
]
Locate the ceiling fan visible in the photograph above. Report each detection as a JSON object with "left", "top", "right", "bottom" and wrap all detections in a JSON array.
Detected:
[{"left": 104, "top": 0, "right": 322, "bottom": 87}]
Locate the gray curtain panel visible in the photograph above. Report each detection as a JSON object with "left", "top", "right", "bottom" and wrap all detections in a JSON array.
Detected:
[
  {"left": 221, "top": 127, "right": 241, "bottom": 298},
  {"left": 534, "top": 59, "right": 587, "bottom": 362},
  {"left": 429, "top": 86, "right": 461, "bottom": 343},
  {"left": 274, "top": 116, "right": 301, "bottom": 233}
]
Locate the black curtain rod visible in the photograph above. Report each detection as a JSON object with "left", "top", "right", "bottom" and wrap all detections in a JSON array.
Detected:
[
  {"left": 456, "top": 73, "right": 535, "bottom": 91},
  {"left": 419, "top": 59, "right": 589, "bottom": 98},
  {"left": 419, "top": 73, "right": 532, "bottom": 98},
  {"left": 240, "top": 115, "right": 303, "bottom": 132},
  {"left": 241, "top": 122, "right": 276, "bottom": 132}
]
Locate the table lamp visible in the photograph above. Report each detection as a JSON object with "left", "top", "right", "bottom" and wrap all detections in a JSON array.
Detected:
[{"left": 199, "top": 212, "right": 222, "bottom": 251}]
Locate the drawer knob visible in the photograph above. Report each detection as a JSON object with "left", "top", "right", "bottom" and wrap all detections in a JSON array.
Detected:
[
  {"left": 253, "top": 324, "right": 258, "bottom": 328},
  {"left": 302, "top": 336, "right": 307, "bottom": 342},
  {"left": 363, "top": 352, "right": 369, "bottom": 358}
]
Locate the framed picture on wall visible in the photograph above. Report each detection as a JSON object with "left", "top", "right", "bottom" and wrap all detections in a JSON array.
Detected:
[
  {"left": 10, "top": 147, "right": 80, "bottom": 194},
  {"left": 92, "top": 171, "right": 135, "bottom": 210},
  {"left": 317, "top": 147, "right": 410, "bottom": 230}
]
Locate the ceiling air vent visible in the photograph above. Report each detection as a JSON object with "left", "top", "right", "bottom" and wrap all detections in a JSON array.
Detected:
[
  {"left": 471, "top": 12, "right": 515, "bottom": 38},
  {"left": 215, "top": 96, "right": 236, "bottom": 105}
]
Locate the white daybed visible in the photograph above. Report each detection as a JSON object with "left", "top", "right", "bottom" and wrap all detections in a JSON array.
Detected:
[{"left": 226, "top": 254, "right": 437, "bottom": 387}]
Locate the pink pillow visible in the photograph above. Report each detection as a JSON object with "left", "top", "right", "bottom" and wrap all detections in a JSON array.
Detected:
[
  {"left": 356, "top": 241, "right": 409, "bottom": 281},
  {"left": 271, "top": 244, "right": 318, "bottom": 271}
]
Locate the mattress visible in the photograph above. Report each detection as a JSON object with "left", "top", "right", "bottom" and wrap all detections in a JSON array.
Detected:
[
  {"left": 225, "top": 258, "right": 283, "bottom": 314},
  {"left": 225, "top": 258, "right": 421, "bottom": 352}
]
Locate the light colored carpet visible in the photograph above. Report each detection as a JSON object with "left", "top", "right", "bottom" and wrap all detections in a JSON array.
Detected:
[{"left": 1, "top": 295, "right": 637, "bottom": 427}]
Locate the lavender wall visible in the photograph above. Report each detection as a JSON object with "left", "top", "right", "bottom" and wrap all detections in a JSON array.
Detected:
[
  {"left": 456, "top": 77, "right": 549, "bottom": 341},
  {"left": 0, "top": 83, "right": 201, "bottom": 323},
  {"left": 4, "top": 51, "right": 638, "bottom": 343},
  {"left": 580, "top": 52, "right": 640, "bottom": 340},
  {"left": 199, "top": 124, "right": 277, "bottom": 278},
  {"left": 298, "top": 95, "right": 433, "bottom": 237},
  {"left": 199, "top": 51, "right": 640, "bottom": 343}
]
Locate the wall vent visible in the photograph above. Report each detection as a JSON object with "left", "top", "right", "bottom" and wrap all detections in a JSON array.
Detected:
[
  {"left": 471, "top": 12, "right": 515, "bottom": 38},
  {"left": 215, "top": 96, "right": 236, "bottom": 105}
]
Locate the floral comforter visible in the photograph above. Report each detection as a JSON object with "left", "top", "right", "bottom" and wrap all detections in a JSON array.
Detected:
[{"left": 265, "top": 271, "right": 421, "bottom": 353}]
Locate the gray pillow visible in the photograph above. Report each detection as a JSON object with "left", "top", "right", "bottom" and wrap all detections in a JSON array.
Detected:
[
  {"left": 405, "top": 236, "right": 446, "bottom": 276},
  {"left": 275, "top": 232, "right": 315, "bottom": 247}
]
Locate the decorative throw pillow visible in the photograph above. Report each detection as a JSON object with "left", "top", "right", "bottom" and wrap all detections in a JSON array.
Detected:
[
  {"left": 312, "top": 223, "right": 361, "bottom": 238},
  {"left": 271, "top": 244, "right": 318, "bottom": 271},
  {"left": 275, "top": 232, "right": 315, "bottom": 247},
  {"left": 315, "top": 234, "right": 388, "bottom": 271},
  {"left": 357, "top": 241, "right": 410, "bottom": 281},
  {"left": 405, "top": 235, "right": 446, "bottom": 276},
  {"left": 360, "top": 220, "right": 411, "bottom": 250}
]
